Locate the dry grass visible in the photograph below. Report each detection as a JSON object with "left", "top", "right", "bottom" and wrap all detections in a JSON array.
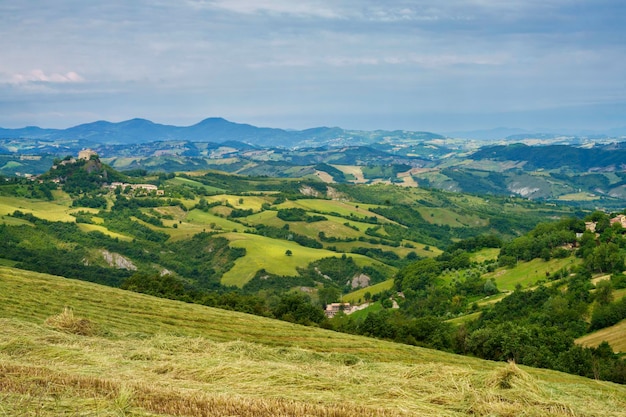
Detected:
[
  {"left": 0, "top": 363, "right": 402, "bottom": 417},
  {"left": 577, "top": 319, "right": 626, "bottom": 353},
  {"left": 1, "top": 266, "right": 626, "bottom": 416},
  {"left": 44, "top": 307, "right": 98, "bottom": 336}
]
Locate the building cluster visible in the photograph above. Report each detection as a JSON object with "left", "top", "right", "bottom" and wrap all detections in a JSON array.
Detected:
[
  {"left": 324, "top": 302, "right": 381, "bottom": 318},
  {"left": 109, "top": 182, "right": 164, "bottom": 195},
  {"left": 610, "top": 214, "right": 626, "bottom": 228},
  {"left": 584, "top": 214, "right": 626, "bottom": 234},
  {"left": 324, "top": 303, "right": 354, "bottom": 318}
]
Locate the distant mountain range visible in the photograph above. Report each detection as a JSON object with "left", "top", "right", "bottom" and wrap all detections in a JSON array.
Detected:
[
  {"left": 0, "top": 117, "right": 444, "bottom": 148},
  {"left": 2, "top": 118, "right": 624, "bottom": 147}
]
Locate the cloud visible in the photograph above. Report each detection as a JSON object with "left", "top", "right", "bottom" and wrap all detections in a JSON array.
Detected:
[
  {"left": 9, "top": 70, "right": 84, "bottom": 85},
  {"left": 249, "top": 53, "right": 507, "bottom": 69},
  {"left": 0, "top": 0, "right": 624, "bottom": 131},
  {"left": 189, "top": 0, "right": 343, "bottom": 19}
]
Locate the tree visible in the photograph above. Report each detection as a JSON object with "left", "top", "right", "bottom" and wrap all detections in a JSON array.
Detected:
[
  {"left": 595, "top": 280, "right": 614, "bottom": 305},
  {"left": 586, "top": 243, "right": 624, "bottom": 273},
  {"left": 272, "top": 293, "right": 325, "bottom": 325},
  {"left": 318, "top": 286, "right": 340, "bottom": 305},
  {"left": 484, "top": 279, "right": 498, "bottom": 295},
  {"left": 285, "top": 249, "right": 293, "bottom": 256}
]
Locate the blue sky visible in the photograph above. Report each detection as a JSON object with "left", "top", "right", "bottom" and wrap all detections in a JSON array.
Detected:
[{"left": 0, "top": 0, "right": 624, "bottom": 132}]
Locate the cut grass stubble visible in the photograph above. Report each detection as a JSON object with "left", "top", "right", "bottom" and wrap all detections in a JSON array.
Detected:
[{"left": 1, "top": 267, "right": 626, "bottom": 416}]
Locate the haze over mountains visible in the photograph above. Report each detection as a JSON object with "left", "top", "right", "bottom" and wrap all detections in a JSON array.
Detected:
[
  {"left": 1, "top": 117, "right": 624, "bottom": 148},
  {"left": 0, "top": 117, "right": 444, "bottom": 148}
]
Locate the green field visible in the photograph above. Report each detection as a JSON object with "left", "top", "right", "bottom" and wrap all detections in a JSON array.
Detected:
[
  {"left": 343, "top": 279, "right": 395, "bottom": 304},
  {"left": 1, "top": 266, "right": 625, "bottom": 416},
  {"left": 0, "top": 195, "right": 75, "bottom": 222},
  {"left": 614, "top": 288, "right": 626, "bottom": 301},
  {"left": 484, "top": 257, "right": 580, "bottom": 291},
  {"left": 416, "top": 207, "right": 487, "bottom": 228},
  {"left": 244, "top": 209, "right": 286, "bottom": 227},
  {"left": 469, "top": 248, "right": 500, "bottom": 263},
  {"left": 292, "top": 218, "right": 365, "bottom": 240},
  {"left": 77, "top": 223, "right": 133, "bottom": 241},
  {"left": 276, "top": 199, "right": 390, "bottom": 222},
  {"left": 558, "top": 192, "right": 600, "bottom": 201},
  {"left": 0, "top": 214, "right": 33, "bottom": 226},
  {"left": 166, "top": 176, "right": 225, "bottom": 192},
  {"left": 330, "top": 240, "right": 442, "bottom": 259},
  {"left": 0, "top": 258, "right": 18, "bottom": 266},
  {"left": 185, "top": 208, "right": 244, "bottom": 230},
  {"left": 204, "top": 194, "right": 273, "bottom": 211},
  {"left": 348, "top": 301, "right": 384, "bottom": 319},
  {"left": 220, "top": 233, "right": 390, "bottom": 287},
  {"left": 447, "top": 311, "right": 481, "bottom": 326}
]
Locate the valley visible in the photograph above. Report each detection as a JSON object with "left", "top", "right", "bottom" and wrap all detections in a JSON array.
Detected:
[{"left": 1, "top": 139, "right": 626, "bottom": 415}]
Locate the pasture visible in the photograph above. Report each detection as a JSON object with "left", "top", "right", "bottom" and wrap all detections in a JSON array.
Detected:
[
  {"left": 343, "top": 279, "right": 395, "bottom": 304},
  {"left": 166, "top": 176, "right": 225, "bottom": 193},
  {"left": 220, "top": 233, "right": 387, "bottom": 287},
  {"left": 0, "top": 195, "right": 75, "bottom": 222},
  {"left": 483, "top": 257, "right": 580, "bottom": 291},
  {"left": 276, "top": 198, "right": 388, "bottom": 222}
]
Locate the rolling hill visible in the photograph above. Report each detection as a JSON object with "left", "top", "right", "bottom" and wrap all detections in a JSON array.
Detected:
[{"left": 1, "top": 265, "right": 626, "bottom": 416}]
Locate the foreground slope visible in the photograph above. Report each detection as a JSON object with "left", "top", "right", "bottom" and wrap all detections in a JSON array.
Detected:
[{"left": 1, "top": 266, "right": 626, "bottom": 416}]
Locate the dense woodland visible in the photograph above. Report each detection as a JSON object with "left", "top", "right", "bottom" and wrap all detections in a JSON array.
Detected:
[{"left": 1, "top": 157, "right": 625, "bottom": 383}]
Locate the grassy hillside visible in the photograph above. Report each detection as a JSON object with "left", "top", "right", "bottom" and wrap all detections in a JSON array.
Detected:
[
  {"left": 220, "top": 232, "right": 390, "bottom": 287},
  {"left": 577, "top": 319, "right": 626, "bottom": 353},
  {"left": 1, "top": 266, "right": 626, "bottom": 416},
  {"left": 483, "top": 257, "right": 580, "bottom": 291}
]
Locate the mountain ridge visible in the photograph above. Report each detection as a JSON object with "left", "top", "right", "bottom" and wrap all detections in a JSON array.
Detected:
[
  {"left": 3, "top": 117, "right": 624, "bottom": 146},
  {"left": 0, "top": 117, "right": 445, "bottom": 148}
]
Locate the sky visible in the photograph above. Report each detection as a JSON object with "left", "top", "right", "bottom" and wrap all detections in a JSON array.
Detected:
[{"left": 0, "top": 0, "right": 624, "bottom": 133}]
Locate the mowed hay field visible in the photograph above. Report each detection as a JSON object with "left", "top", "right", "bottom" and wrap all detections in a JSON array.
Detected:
[
  {"left": 577, "top": 319, "right": 626, "bottom": 353},
  {"left": 1, "top": 266, "right": 626, "bottom": 416}
]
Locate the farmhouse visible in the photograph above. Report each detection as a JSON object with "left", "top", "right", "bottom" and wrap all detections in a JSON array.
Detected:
[
  {"left": 324, "top": 303, "right": 352, "bottom": 318},
  {"left": 109, "top": 182, "right": 163, "bottom": 194},
  {"left": 610, "top": 214, "right": 626, "bottom": 228}
]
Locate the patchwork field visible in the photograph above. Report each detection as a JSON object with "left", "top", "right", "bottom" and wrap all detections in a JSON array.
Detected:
[
  {"left": 332, "top": 165, "right": 366, "bottom": 183},
  {"left": 1, "top": 266, "right": 625, "bottom": 416},
  {"left": 276, "top": 198, "right": 389, "bottom": 222},
  {"left": 166, "top": 176, "right": 225, "bottom": 193},
  {"left": 204, "top": 194, "right": 274, "bottom": 211},
  {"left": 0, "top": 195, "right": 75, "bottom": 222},
  {"left": 558, "top": 192, "right": 601, "bottom": 201},
  {"left": 416, "top": 207, "right": 487, "bottom": 228},
  {"left": 220, "top": 233, "right": 387, "bottom": 287},
  {"left": 484, "top": 257, "right": 581, "bottom": 291}
]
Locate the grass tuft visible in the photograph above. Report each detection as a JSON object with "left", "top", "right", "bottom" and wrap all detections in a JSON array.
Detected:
[
  {"left": 44, "top": 307, "right": 97, "bottom": 336},
  {"left": 114, "top": 385, "right": 134, "bottom": 416},
  {"left": 485, "top": 360, "right": 538, "bottom": 391}
]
